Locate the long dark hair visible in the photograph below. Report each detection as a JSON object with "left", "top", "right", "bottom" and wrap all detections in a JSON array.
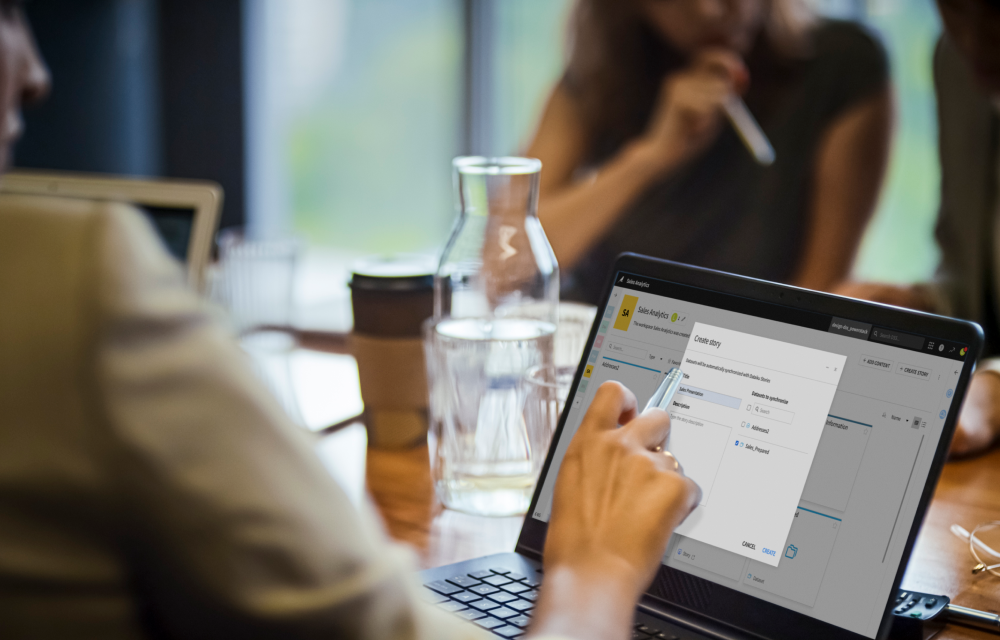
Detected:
[{"left": 564, "top": 0, "right": 815, "bottom": 163}]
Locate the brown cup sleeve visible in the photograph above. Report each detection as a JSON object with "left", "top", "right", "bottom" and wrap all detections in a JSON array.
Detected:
[{"left": 350, "top": 333, "right": 429, "bottom": 448}]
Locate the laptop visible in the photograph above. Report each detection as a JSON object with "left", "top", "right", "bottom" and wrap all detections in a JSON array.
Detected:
[
  {"left": 419, "top": 253, "right": 983, "bottom": 640},
  {"left": 0, "top": 170, "right": 222, "bottom": 292}
]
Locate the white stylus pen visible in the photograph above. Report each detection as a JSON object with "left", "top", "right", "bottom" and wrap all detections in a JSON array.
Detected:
[
  {"left": 723, "top": 95, "right": 776, "bottom": 166},
  {"left": 645, "top": 367, "right": 685, "bottom": 412}
]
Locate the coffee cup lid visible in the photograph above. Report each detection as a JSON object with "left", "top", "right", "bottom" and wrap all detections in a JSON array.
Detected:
[{"left": 350, "top": 254, "right": 436, "bottom": 292}]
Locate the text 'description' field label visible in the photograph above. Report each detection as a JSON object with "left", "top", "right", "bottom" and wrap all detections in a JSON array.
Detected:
[{"left": 668, "top": 323, "right": 846, "bottom": 567}]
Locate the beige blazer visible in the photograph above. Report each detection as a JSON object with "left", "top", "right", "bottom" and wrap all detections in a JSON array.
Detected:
[{"left": 0, "top": 194, "right": 496, "bottom": 639}]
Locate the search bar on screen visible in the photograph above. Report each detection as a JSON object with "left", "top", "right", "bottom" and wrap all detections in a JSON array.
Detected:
[
  {"left": 606, "top": 341, "right": 649, "bottom": 360},
  {"left": 870, "top": 327, "right": 925, "bottom": 351}
]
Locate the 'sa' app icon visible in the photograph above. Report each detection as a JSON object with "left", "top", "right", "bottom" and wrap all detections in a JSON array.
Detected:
[{"left": 614, "top": 295, "right": 638, "bottom": 331}]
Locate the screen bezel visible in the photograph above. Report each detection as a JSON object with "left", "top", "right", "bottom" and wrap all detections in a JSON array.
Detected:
[
  {"left": 0, "top": 170, "right": 222, "bottom": 292},
  {"left": 516, "top": 253, "right": 983, "bottom": 640}
]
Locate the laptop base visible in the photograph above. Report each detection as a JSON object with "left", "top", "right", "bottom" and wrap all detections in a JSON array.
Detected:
[{"left": 419, "top": 553, "right": 715, "bottom": 640}]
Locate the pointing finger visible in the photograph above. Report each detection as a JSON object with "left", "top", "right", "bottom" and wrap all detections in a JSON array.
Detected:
[{"left": 581, "top": 381, "right": 638, "bottom": 433}]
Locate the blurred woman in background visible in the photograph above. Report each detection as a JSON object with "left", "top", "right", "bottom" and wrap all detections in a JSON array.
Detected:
[{"left": 529, "top": 0, "right": 892, "bottom": 303}]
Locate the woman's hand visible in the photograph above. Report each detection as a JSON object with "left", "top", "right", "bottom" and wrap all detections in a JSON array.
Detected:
[
  {"left": 529, "top": 382, "right": 700, "bottom": 640},
  {"left": 951, "top": 370, "right": 1000, "bottom": 458},
  {"left": 525, "top": 48, "right": 749, "bottom": 270},
  {"left": 544, "top": 381, "right": 700, "bottom": 591},
  {"left": 638, "top": 48, "right": 749, "bottom": 170},
  {"left": 834, "top": 282, "right": 1000, "bottom": 458}
]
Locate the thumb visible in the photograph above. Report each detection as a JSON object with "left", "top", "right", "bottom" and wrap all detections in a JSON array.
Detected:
[{"left": 693, "top": 48, "right": 749, "bottom": 95}]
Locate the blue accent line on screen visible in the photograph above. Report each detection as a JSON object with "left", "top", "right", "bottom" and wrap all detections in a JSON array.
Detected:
[
  {"left": 827, "top": 414, "right": 874, "bottom": 428},
  {"left": 797, "top": 506, "right": 842, "bottom": 522}
]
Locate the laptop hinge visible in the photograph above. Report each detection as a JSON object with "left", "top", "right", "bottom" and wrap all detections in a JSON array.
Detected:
[
  {"left": 513, "top": 543, "right": 542, "bottom": 563},
  {"left": 636, "top": 599, "right": 764, "bottom": 640},
  {"left": 517, "top": 544, "right": 761, "bottom": 640}
]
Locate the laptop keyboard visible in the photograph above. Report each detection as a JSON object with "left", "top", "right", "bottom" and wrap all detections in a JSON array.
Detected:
[
  {"left": 422, "top": 567, "right": 688, "bottom": 639},
  {"left": 422, "top": 567, "right": 536, "bottom": 638}
]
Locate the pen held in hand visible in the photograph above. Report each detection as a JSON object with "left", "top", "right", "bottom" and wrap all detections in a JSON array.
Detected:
[
  {"left": 645, "top": 367, "right": 685, "bottom": 413},
  {"left": 723, "top": 95, "right": 775, "bottom": 166}
]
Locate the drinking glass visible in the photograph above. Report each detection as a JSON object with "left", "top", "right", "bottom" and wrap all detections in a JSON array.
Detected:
[
  {"left": 554, "top": 302, "right": 598, "bottom": 367},
  {"left": 426, "top": 156, "right": 559, "bottom": 516},
  {"left": 425, "top": 319, "right": 555, "bottom": 516},
  {"left": 215, "top": 229, "right": 300, "bottom": 335},
  {"left": 522, "top": 362, "right": 575, "bottom": 465}
]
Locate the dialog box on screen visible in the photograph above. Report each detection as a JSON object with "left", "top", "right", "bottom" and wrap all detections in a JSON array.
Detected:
[{"left": 667, "top": 323, "right": 846, "bottom": 567}]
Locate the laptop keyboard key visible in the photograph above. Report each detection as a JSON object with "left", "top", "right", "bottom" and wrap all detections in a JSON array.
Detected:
[
  {"left": 505, "top": 572, "right": 527, "bottom": 581},
  {"left": 469, "top": 598, "right": 500, "bottom": 611},
  {"left": 483, "top": 575, "right": 513, "bottom": 587},
  {"left": 456, "top": 609, "right": 486, "bottom": 621},
  {"left": 489, "top": 567, "right": 512, "bottom": 575},
  {"left": 508, "top": 599, "right": 533, "bottom": 611},
  {"left": 490, "top": 607, "right": 517, "bottom": 619},
  {"left": 522, "top": 576, "right": 541, "bottom": 588},
  {"left": 420, "top": 589, "right": 449, "bottom": 604},
  {"left": 426, "top": 580, "right": 463, "bottom": 595},
  {"left": 493, "top": 626, "right": 522, "bottom": 638},
  {"left": 470, "top": 584, "right": 501, "bottom": 596},
  {"left": 452, "top": 592, "right": 480, "bottom": 604},
  {"left": 508, "top": 615, "right": 531, "bottom": 628},
  {"left": 474, "top": 616, "right": 506, "bottom": 630},
  {"left": 439, "top": 601, "right": 466, "bottom": 613},
  {"left": 487, "top": 591, "right": 518, "bottom": 603},
  {"left": 469, "top": 570, "right": 493, "bottom": 579},
  {"left": 521, "top": 590, "right": 539, "bottom": 601},
  {"left": 447, "top": 575, "right": 481, "bottom": 588},
  {"left": 501, "top": 582, "right": 531, "bottom": 594}
]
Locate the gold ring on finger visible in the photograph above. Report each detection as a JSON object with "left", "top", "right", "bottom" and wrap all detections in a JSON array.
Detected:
[{"left": 661, "top": 450, "right": 681, "bottom": 473}]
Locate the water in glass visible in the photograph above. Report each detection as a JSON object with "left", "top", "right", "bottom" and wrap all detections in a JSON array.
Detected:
[{"left": 427, "top": 317, "right": 555, "bottom": 516}]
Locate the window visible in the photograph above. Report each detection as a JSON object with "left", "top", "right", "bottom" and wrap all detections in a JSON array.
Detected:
[
  {"left": 245, "top": 0, "right": 944, "bottom": 327},
  {"left": 245, "top": 0, "right": 462, "bottom": 256},
  {"left": 851, "top": 0, "right": 942, "bottom": 283},
  {"left": 490, "top": 0, "right": 573, "bottom": 156}
]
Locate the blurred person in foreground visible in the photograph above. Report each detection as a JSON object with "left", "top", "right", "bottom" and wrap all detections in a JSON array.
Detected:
[
  {"left": 836, "top": 0, "right": 1000, "bottom": 458},
  {"left": 529, "top": 0, "right": 892, "bottom": 304},
  {"left": 0, "top": 3, "right": 700, "bottom": 640}
]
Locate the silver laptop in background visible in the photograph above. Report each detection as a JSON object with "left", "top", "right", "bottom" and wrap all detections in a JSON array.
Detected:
[{"left": 1, "top": 170, "right": 223, "bottom": 292}]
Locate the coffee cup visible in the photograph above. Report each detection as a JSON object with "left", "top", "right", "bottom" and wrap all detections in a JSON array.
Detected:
[{"left": 350, "top": 255, "right": 435, "bottom": 449}]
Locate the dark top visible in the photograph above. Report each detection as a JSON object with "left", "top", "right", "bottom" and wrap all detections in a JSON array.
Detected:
[
  {"left": 564, "top": 21, "right": 889, "bottom": 304},
  {"left": 931, "top": 36, "right": 1000, "bottom": 356}
]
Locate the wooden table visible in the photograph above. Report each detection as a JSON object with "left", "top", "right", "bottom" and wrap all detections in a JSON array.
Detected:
[
  {"left": 299, "top": 338, "right": 1000, "bottom": 639},
  {"left": 362, "top": 445, "right": 1000, "bottom": 638},
  {"left": 899, "top": 448, "right": 1000, "bottom": 638}
]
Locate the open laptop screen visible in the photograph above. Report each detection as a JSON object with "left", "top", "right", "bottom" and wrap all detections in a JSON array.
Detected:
[
  {"left": 529, "top": 271, "right": 969, "bottom": 639},
  {"left": 137, "top": 204, "right": 197, "bottom": 263}
]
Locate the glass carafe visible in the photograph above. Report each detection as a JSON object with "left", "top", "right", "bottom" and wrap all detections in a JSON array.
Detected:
[{"left": 425, "top": 156, "right": 559, "bottom": 516}]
